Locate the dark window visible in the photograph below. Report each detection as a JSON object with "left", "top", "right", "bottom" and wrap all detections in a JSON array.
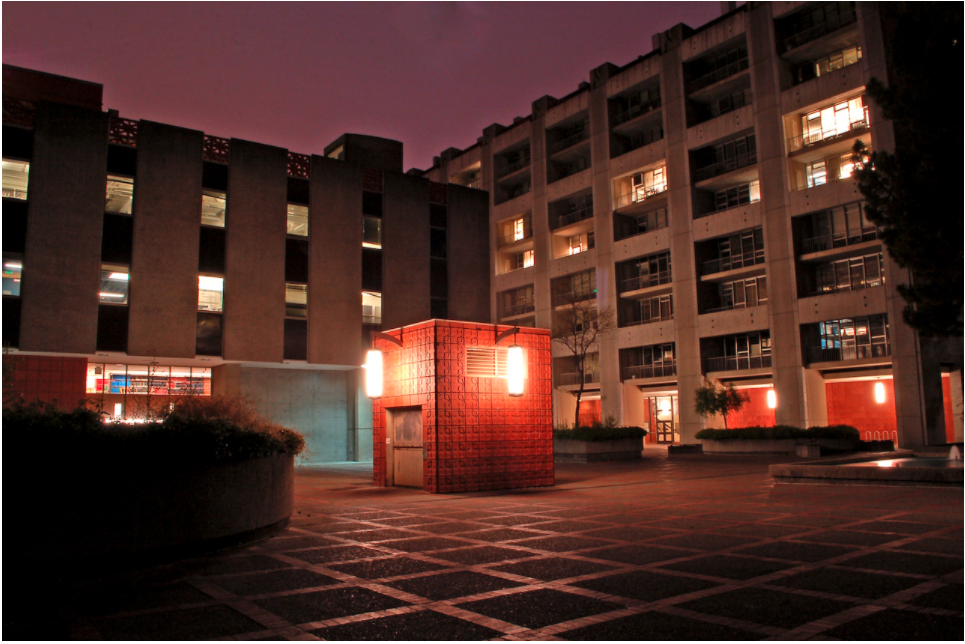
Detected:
[
  {"left": 362, "top": 191, "right": 382, "bottom": 216},
  {"left": 102, "top": 214, "right": 134, "bottom": 265},
  {"left": 2, "top": 297, "right": 20, "bottom": 347},
  {"left": 287, "top": 177, "right": 310, "bottom": 205},
  {"left": 431, "top": 298, "right": 448, "bottom": 320},
  {"left": 107, "top": 145, "right": 137, "bottom": 176},
  {"left": 430, "top": 203, "right": 448, "bottom": 228},
  {"left": 284, "top": 318, "right": 308, "bottom": 361},
  {"left": 97, "top": 305, "right": 129, "bottom": 352},
  {"left": 198, "top": 227, "right": 226, "bottom": 274},
  {"left": 2, "top": 199, "right": 28, "bottom": 253},
  {"left": 285, "top": 238, "right": 309, "bottom": 283},
  {"left": 2, "top": 126, "right": 33, "bottom": 160},
  {"left": 430, "top": 259, "right": 448, "bottom": 299},
  {"left": 362, "top": 248, "right": 382, "bottom": 292},
  {"left": 196, "top": 312, "right": 223, "bottom": 356},
  {"left": 202, "top": 161, "right": 228, "bottom": 191},
  {"left": 430, "top": 228, "right": 447, "bottom": 259}
]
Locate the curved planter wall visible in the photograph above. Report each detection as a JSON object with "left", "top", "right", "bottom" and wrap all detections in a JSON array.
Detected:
[
  {"left": 701, "top": 439, "right": 857, "bottom": 454},
  {"left": 554, "top": 437, "right": 644, "bottom": 462},
  {"left": 23, "top": 454, "right": 294, "bottom": 563}
]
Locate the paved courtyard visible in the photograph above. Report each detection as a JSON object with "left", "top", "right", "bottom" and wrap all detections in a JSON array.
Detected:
[{"left": 30, "top": 449, "right": 965, "bottom": 640}]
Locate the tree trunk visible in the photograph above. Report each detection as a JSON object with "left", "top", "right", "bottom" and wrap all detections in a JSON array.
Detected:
[
  {"left": 574, "top": 365, "right": 585, "bottom": 428},
  {"left": 722, "top": 411, "right": 728, "bottom": 430}
]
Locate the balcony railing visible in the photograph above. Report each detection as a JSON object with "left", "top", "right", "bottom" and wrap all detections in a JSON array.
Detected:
[
  {"left": 703, "top": 299, "right": 767, "bottom": 314},
  {"left": 806, "top": 277, "right": 883, "bottom": 297},
  {"left": 702, "top": 249, "right": 765, "bottom": 276},
  {"left": 787, "top": 115, "right": 869, "bottom": 153},
  {"left": 611, "top": 98, "right": 662, "bottom": 128},
  {"left": 623, "top": 362, "right": 677, "bottom": 380},
  {"left": 685, "top": 57, "right": 750, "bottom": 95},
  {"left": 501, "top": 302, "right": 535, "bottom": 318},
  {"left": 498, "top": 227, "right": 533, "bottom": 247},
  {"left": 557, "top": 371, "right": 600, "bottom": 386},
  {"left": 620, "top": 271, "right": 672, "bottom": 293},
  {"left": 693, "top": 150, "right": 757, "bottom": 182},
  {"left": 495, "top": 157, "right": 530, "bottom": 179},
  {"left": 621, "top": 309, "right": 673, "bottom": 328},
  {"left": 614, "top": 183, "right": 668, "bottom": 210},
  {"left": 782, "top": 10, "right": 858, "bottom": 53},
  {"left": 553, "top": 290, "right": 595, "bottom": 306},
  {"left": 800, "top": 227, "right": 877, "bottom": 254},
  {"left": 705, "top": 354, "right": 772, "bottom": 372},
  {"left": 807, "top": 343, "right": 890, "bottom": 364},
  {"left": 548, "top": 129, "right": 589, "bottom": 156},
  {"left": 554, "top": 206, "right": 593, "bottom": 229}
]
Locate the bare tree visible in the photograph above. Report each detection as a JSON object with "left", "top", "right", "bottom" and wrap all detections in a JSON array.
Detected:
[{"left": 551, "top": 291, "right": 616, "bottom": 428}]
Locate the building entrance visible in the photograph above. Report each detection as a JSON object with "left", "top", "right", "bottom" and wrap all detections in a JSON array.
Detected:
[
  {"left": 386, "top": 407, "right": 423, "bottom": 488},
  {"left": 647, "top": 395, "right": 679, "bottom": 444}
]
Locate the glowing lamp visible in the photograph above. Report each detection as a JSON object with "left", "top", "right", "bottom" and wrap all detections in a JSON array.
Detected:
[
  {"left": 365, "top": 349, "right": 383, "bottom": 398},
  {"left": 658, "top": 398, "right": 672, "bottom": 413},
  {"left": 874, "top": 381, "right": 885, "bottom": 404},
  {"left": 766, "top": 389, "right": 777, "bottom": 409},
  {"left": 507, "top": 344, "right": 525, "bottom": 397}
]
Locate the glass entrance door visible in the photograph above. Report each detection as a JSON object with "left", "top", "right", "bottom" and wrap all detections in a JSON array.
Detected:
[{"left": 647, "top": 395, "right": 679, "bottom": 444}]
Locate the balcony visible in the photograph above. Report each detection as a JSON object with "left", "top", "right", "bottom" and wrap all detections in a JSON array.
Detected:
[
  {"left": 702, "top": 248, "right": 765, "bottom": 276},
  {"left": 611, "top": 98, "right": 662, "bottom": 128},
  {"left": 807, "top": 343, "right": 890, "bottom": 364},
  {"left": 620, "top": 271, "right": 671, "bottom": 294},
  {"left": 623, "top": 362, "right": 676, "bottom": 381},
  {"left": 806, "top": 276, "right": 883, "bottom": 297},
  {"left": 800, "top": 227, "right": 877, "bottom": 254},
  {"left": 495, "top": 157, "right": 530, "bottom": 179},
  {"left": 782, "top": 9, "right": 858, "bottom": 53},
  {"left": 497, "top": 226, "right": 533, "bottom": 247},
  {"left": 614, "top": 184, "right": 668, "bottom": 210},
  {"left": 501, "top": 302, "right": 535, "bottom": 318},
  {"left": 621, "top": 308, "right": 673, "bottom": 328},
  {"left": 554, "top": 206, "right": 594, "bottom": 230},
  {"left": 693, "top": 150, "right": 757, "bottom": 183},
  {"left": 548, "top": 130, "right": 589, "bottom": 156},
  {"left": 557, "top": 371, "right": 600, "bottom": 387},
  {"left": 553, "top": 289, "right": 595, "bottom": 306},
  {"left": 703, "top": 299, "right": 767, "bottom": 314},
  {"left": 705, "top": 354, "right": 772, "bottom": 372},
  {"left": 787, "top": 114, "right": 869, "bottom": 154},
  {"left": 686, "top": 57, "right": 750, "bottom": 95}
]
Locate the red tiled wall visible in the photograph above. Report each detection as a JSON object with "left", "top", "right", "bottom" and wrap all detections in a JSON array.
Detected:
[
  {"left": 578, "top": 399, "right": 601, "bottom": 427},
  {"left": 373, "top": 320, "right": 554, "bottom": 494},
  {"left": 6, "top": 355, "right": 87, "bottom": 410},
  {"left": 942, "top": 375, "right": 955, "bottom": 443},
  {"left": 826, "top": 380, "right": 898, "bottom": 444},
  {"left": 727, "top": 388, "right": 776, "bottom": 429}
]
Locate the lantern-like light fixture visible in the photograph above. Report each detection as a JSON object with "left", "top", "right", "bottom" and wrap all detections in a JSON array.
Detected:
[
  {"left": 658, "top": 398, "right": 672, "bottom": 413},
  {"left": 507, "top": 344, "right": 525, "bottom": 397},
  {"left": 874, "top": 381, "right": 885, "bottom": 404},
  {"left": 365, "top": 349, "right": 383, "bottom": 398},
  {"left": 766, "top": 388, "right": 777, "bottom": 409}
]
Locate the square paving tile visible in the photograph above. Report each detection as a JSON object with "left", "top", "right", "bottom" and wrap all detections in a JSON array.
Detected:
[
  {"left": 824, "top": 608, "right": 964, "bottom": 641},
  {"left": 379, "top": 536, "right": 473, "bottom": 553},
  {"left": 762, "top": 514, "right": 851, "bottom": 528},
  {"left": 329, "top": 528, "right": 419, "bottom": 543},
  {"left": 479, "top": 515, "right": 551, "bottom": 527},
  {"left": 899, "top": 537, "right": 964, "bottom": 556},
  {"left": 797, "top": 529, "right": 903, "bottom": 547},
  {"left": 326, "top": 556, "right": 447, "bottom": 580},
  {"left": 300, "top": 522, "right": 369, "bottom": 535},
  {"left": 368, "top": 516, "right": 444, "bottom": 527},
  {"left": 456, "top": 528, "right": 545, "bottom": 543},
  {"left": 287, "top": 545, "right": 384, "bottom": 565},
  {"left": 429, "top": 546, "right": 536, "bottom": 565},
  {"left": 647, "top": 532, "right": 761, "bottom": 551},
  {"left": 732, "top": 541, "right": 857, "bottom": 563},
  {"left": 511, "top": 535, "right": 612, "bottom": 553},
  {"left": 198, "top": 555, "right": 292, "bottom": 575},
  {"left": 648, "top": 517, "right": 737, "bottom": 531},
  {"left": 585, "top": 544, "right": 692, "bottom": 566},
  {"left": 457, "top": 588, "right": 624, "bottom": 629},
  {"left": 559, "top": 609, "right": 762, "bottom": 640},
  {"left": 311, "top": 608, "right": 503, "bottom": 640},
  {"left": 98, "top": 605, "right": 262, "bottom": 640},
  {"left": 214, "top": 568, "right": 339, "bottom": 596},
  {"left": 492, "top": 556, "right": 618, "bottom": 582},
  {"left": 581, "top": 525, "right": 679, "bottom": 542},
  {"left": 771, "top": 567, "right": 922, "bottom": 599},
  {"left": 843, "top": 551, "right": 964, "bottom": 576},
  {"left": 436, "top": 510, "right": 505, "bottom": 520},
  {"left": 255, "top": 587, "right": 409, "bottom": 624},
  {"left": 907, "top": 583, "right": 964, "bottom": 611},
  {"left": 78, "top": 582, "right": 213, "bottom": 615},
  {"left": 415, "top": 522, "right": 480, "bottom": 535},
  {"left": 713, "top": 523, "right": 810, "bottom": 539},
  {"left": 257, "top": 534, "right": 341, "bottom": 552},
  {"left": 384, "top": 570, "right": 525, "bottom": 601},
  {"left": 678, "top": 586, "right": 854, "bottom": 630},
  {"left": 529, "top": 520, "right": 607, "bottom": 533},
  {"left": 855, "top": 520, "right": 944, "bottom": 535},
  {"left": 571, "top": 569, "right": 721, "bottom": 602},
  {"left": 658, "top": 554, "right": 796, "bottom": 581}
]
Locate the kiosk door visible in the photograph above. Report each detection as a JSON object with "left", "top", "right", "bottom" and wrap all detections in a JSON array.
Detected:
[{"left": 389, "top": 408, "right": 423, "bottom": 488}]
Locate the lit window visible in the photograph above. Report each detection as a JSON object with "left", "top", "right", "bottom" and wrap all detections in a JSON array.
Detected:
[
  {"left": 2, "top": 254, "right": 22, "bottom": 296},
  {"left": 806, "top": 160, "right": 827, "bottom": 187},
  {"left": 1, "top": 159, "right": 29, "bottom": 200},
  {"left": 363, "top": 216, "right": 382, "bottom": 248},
  {"left": 631, "top": 166, "right": 667, "bottom": 203},
  {"left": 287, "top": 204, "right": 308, "bottom": 236},
  {"left": 285, "top": 283, "right": 307, "bottom": 318},
  {"left": 568, "top": 232, "right": 595, "bottom": 255},
  {"left": 838, "top": 153, "right": 857, "bottom": 180},
  {"left": 100, "top": 264, "right": 129, "bottom": 304},
  {"left": 512, "top": 250, "right": 534, "bottom": 270},
  {"left": 802, "top": 96, "right": 867, "bottom": 144},
  {"left": 201, "top": 190, "right": 226, "bottom": 227},
  {"left": 198, "top": 275, "right": 224, "bottom": 311},
  {"left": 105, "top": 175, "right": 134, "bottom": 214},
  {"left": 362, "top": 291, "right": 382, "bottom": 324},
  {"left": 513, "top": 217, "right": 526, "bottom": 241}
]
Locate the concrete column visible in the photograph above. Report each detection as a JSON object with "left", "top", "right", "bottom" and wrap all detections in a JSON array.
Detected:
[
  {"left": 223, "top": 139, "right": 287, "bottom": 363},
  {"left": 447, "top": 185, "right": 490, "bottom": 323},
  {"left": 382, "top": 173, "right": 430, "bottom": 329},
  {"left": 128, "top": 121, "right": 204, "bottom": 358},
  {"left": 529, "top": 112, "right": 552, "bottom": 331},
  {"left": 20, "top": 102, "right": 108, "bottom": 354},
  {"left": 950, "top": 370, "right": 964, "bottom": 443}
]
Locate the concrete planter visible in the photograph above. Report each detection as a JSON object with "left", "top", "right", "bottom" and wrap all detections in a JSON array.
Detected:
[
  {"left": 701, "top": 438, "right": 857, "bottom": 454},
  {"left": 554, "top": 437, "right": 644, "bottom": 462},
  {"left": 23, "top": 454, "right": 294, "bottom": 564}
]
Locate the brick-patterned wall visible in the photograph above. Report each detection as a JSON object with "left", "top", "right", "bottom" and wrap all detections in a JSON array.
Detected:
[
  {"left": 373, "top": 320, "right": 553, "bottom": 494},
  {"left": 727, "top": 388, "right": 776, "bottom": 429},
  {"left": 826, "top": 380, "right": 898, "bottom": 444},
  {"left": 578, "top": 399, "right": 602, "bottom": 427},
  {"left": 5, "top": 355, "right": 87, "bottom": 410}
]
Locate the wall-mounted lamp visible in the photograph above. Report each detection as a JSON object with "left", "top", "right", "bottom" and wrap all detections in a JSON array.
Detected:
[
  {"left": 874, "top": 381, "right": 886, "bottom": 404},
  {"left": 658, "top": 398, "right": 672, "bottom": 414},
  {"left": 766, "top": 388, "right": 777, "bottom": 409},
  {"left": 496, "top": 326, "right": 525, "bottom": 397},
  {"left": 364, "top": 349, "right": 383, "bottom": 398}
]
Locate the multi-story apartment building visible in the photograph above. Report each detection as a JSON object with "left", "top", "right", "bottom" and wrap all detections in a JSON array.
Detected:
[
  {"left": 420, "top": 2, "right": 963, "bottom": 448},
  {"left": 1, "top": 65, "right": 490, "bottom": 463}
]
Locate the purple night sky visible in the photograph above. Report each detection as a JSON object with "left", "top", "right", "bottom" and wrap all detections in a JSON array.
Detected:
[{"left": 3, "top": 2, "right": 724, "bottom": 170}]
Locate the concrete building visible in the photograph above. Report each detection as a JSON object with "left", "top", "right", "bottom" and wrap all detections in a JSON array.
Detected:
[
  {"left": 2, "top": 64, "right": 490, "bottom": 463},
  {"left": 419, "top": 1, "right": 963, "bottom": 448}
]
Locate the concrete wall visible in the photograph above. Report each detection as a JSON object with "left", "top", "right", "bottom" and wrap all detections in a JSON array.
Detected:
[
  {"left": 446, "top": 184, "right": 490, "bottom": 323},
  {"left": 20, "top": 102, "right": 108, "bottom": 354},
  {"left": 382, "top": 173, "right": 431, "bottom": 329},
  {"left": 128, "top": 121, "right": 204, "bottom": 358}
]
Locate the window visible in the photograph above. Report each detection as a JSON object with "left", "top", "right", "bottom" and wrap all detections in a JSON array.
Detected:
[
  {"left": 815, "top": 45, "right": 862, "bottom": 78},
  {"left": 818, "top": 314, "right": 890, "bottom": 359},
  {"left": 513, "top": 217, "right": 526, "bottom": 241},
  {"left": 567, "top": 232, "right": 594, "bottom": 255},
  {"left": 198, "top": 276, "right": 224, "bottom": 312},
  {"left": 2, "top": 159, "right": 29, "bottom": 200},
  {"left": 631, "top": 166, "right": 667, "bottom": 202},
  {"left": 3, "top": 255, "right": 22, "bottom": 296},
  {"left": 287, "top": 204, "right": 308, "bottom": 236},
  {"left": 363, "top": 216, "right": 382, "bottom": 248},
  {"left": 285, "top": 283, "right": 307, "bottom": 318},
  {"left": 511, "top": 250, "right": 534, "bottom": 270},
  {"left": 813, "top": 253, "right": 884, "bottom": 294},
  {"left": 802, "top": 96, "right": 868, "bottom": 145},
  {"left": 362, "top": 291, "right": 381, "bottom": 324},
  {"left": 86, "top": 363, "right": 211, "bottom": 397},
  {"left": 99, "top": 265, "right": 130, "bottom": 304},
  {"left": 718, "top": 276, "right": 767, "bottom": 311},
  {"left": 105, "top": 175, "right": 134, "bottom": 214},
  {"left": 805, "top": 160, "right": 827, "bottom": 187},
  {"left": 714, "top": 181, "right": 760, "bottom": 212},
  {"left": 201, "top": 190, "right": 226, "bottom": 227}
]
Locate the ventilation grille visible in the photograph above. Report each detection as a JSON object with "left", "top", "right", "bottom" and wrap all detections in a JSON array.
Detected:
[{"left": 466, "top": 346, "right": 509, "bottom": 378}]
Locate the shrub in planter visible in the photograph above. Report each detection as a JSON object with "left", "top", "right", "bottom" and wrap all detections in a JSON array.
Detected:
[
  {"left": 695, "top": 424, "right": 859, "bottom": 441},
  {"left": 553, "top": 416, "right": 648, "bottom": 442}
]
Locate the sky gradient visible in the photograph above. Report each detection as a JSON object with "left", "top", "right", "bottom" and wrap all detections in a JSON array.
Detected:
[{"left": 3, "top": 2, "right": 724, "bottom": 170}]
